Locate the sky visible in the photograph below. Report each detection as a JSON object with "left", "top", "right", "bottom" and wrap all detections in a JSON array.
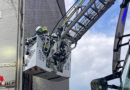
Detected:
[{"left": 64, "top": 0, "right": 130, "bottom": 90}]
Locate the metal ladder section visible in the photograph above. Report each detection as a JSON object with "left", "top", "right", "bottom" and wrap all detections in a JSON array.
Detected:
[
  {"left": 62, "top": 0, "right": 85, "bottom": 26},
  {"left": 61, "top": 0, "right": 115, "bottom": 43}
]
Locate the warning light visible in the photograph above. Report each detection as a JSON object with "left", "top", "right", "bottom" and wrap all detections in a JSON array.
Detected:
[{"left": 122, "top": 8, "right": 128, "bottom": 24}]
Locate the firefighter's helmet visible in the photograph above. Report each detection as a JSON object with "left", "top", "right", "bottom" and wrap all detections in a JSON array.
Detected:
[
  {"left": 36, "top": 26, "right": 48, "bottom": 34},
  {"left": 42, "top": 26, "right": 48, "bottom": 33},
  {"left": 52, "top": 33, "right": 57, "bottom": 38},
  {"left": 36, "top": 26, "right": 42, "bottom": 32}
]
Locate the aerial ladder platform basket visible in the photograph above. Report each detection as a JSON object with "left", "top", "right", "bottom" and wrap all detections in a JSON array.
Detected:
[{"left": 24, "top": 35, "right": 71, "bottom": 81}]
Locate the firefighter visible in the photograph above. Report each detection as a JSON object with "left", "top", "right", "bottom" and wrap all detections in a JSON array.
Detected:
[
  {"left": 25, "top": 26, "right": 44, "bottom": 55},
  {"left": 25, "top": 26, "right": 49, "bottom": 55},
  {"left": 35, "top": 26, "right": 50, "bottom": 55},
  {"left": 25, "top": 37, "right": 36, "bottom": 55},
  {"left": 52, "top": 40, "right": 67, "bottom": 66},
  {"left": 53, "top": 51, "right": 60, "bottom": 66},
  {"left": 50, "top": 33, "right": 58, "bottom": 46},
  {"left": 46, "top": 33, "right": 58, "bottom": 68},
  {"left": 52, "top": 50, "right": 66, "bottom": 72},
  {"left": 25, "top": 25, "right": 46, "bottom": 45},
  {"left": 58, "top": 40, "right": 68, "bottom": 72},
  {"left": 56, "top": 27, "right": 63, "bottom": 37},
  {"left": 40, "top": 26, "right": 51, "bottom": 56},
  {"left": 60, "top": 40, "right": 67, "bottom": 58},
  {"left": 43, "top": 41, "right": 50, "bottom": 56},
  {"left": 52, "top": 51, "right": 61, "bottom": 72},
  {"left": 36, "top": 26, "right": 50, "bottom": 42},
  {"left": 52, "top": 40, "right": 67, "bottom": 72}
]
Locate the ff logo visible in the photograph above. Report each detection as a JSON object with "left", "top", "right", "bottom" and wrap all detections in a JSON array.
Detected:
[{"left": 0, "top": 75, "right": 6, "bottom": 86}]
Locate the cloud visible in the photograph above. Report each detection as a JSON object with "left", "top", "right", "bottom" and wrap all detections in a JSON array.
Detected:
[
  {"left": 70, "top": 32, "right": 114, "bottom": 90},
  {"left": 69, "top": 8, "right": 130, "bottom": 90}
]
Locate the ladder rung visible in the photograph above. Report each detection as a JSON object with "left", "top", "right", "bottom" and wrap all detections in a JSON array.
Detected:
[
  {"left": 99, "top": 0, "right": 106, "bottom": 5},
  {"left": 71, "top": 29, "right": 78, "bottom": 33},
  {"left": 77, "top": 22, "right": 86, "bottom": 29},
  {"left": 84, "top": 15, "right": 91, "bottom": 20},
  {"left": 91, "top": 7, "right": 98, "bottom": 13}
]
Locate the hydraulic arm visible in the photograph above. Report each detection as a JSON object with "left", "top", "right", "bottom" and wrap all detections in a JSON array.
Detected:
[{"left": 113, "top": 0, "right": 130, "bottom": 73}]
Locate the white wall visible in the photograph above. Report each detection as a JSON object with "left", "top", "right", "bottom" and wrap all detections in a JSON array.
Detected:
[{"left": 0, "top": 0, "right": 18, "bottom": 90}]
